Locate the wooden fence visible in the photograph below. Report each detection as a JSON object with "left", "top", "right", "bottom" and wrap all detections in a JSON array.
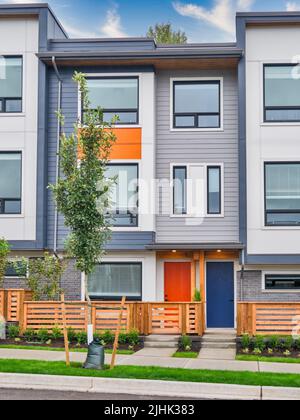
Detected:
[
  {"left": 238, "top": 302, "right": 300, "bottom": 336},
  {"left": 21, "top": 301, "right": 205, "bottom": 336},
  {"left": 0, "top": 289, "right": 33, "bottom": 323}
]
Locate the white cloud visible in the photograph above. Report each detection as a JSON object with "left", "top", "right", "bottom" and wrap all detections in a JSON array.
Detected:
[
  {"left": 173, "top": 0, "right": 254, "bottom": 36},
  {"left": 101, "top": 5, "right": 127, "bottom": 38},
  {"left": 286, "top": 1, "right": 300, "bottom": 11},
  {"left": 62, "top": 23, "right": 99, "bottom": 39}
]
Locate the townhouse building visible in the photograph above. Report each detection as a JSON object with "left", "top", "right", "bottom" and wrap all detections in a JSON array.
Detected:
[{"left": 1, "top": 4, "right": 300, "bottom": 330}]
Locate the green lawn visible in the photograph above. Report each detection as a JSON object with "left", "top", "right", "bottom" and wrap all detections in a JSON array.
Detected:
[
  {"left": 0, "top": 359, "right": 300, "bottom": 388},
  {"left": 0, "top": 345, "right": 134, "bottom": 356},
  {"left": 173, "top": 352, "right": 198, "bottom": 359},
  {"left": 237, "top": 355, "right": 300, "bottom": 364}
]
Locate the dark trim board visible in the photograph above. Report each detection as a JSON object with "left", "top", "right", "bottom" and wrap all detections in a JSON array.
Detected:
[{"left": 245, "top": 254, "right": 300, "bottom": 265}]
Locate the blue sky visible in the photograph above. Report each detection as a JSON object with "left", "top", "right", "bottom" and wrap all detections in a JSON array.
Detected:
[{"left": 3, "top": 0, "right": 300, "bottom": 41}]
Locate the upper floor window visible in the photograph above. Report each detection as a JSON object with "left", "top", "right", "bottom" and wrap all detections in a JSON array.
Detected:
[
  {"left": 265, "top": 274, "right": 300, "bottom": 290},
  {"left": 264, "top": 65, "right": 300, "bottom": 122},
  {"left": 85, "top": 77, "right": 139, "bottom": 124},
  {"left": 265, "top": 162, "right": 300, "bottom": 226},
  {"left": 106, "top": 164, "right": 138, "bottom": 227},
  {"left": 0, "top": 152, "right": 22, "bottom": 215},
  {"left": 173, "top": 80, "right": 221, "bottom": 129},
  {"left": 0, "top": 56, "right": 22, "bottom": 113},
  {"left": 207, "top": 166, "right": 221, "bottom": 215},
  {"left": 173, "top": 166, "right": 187, "bottom": 215}
]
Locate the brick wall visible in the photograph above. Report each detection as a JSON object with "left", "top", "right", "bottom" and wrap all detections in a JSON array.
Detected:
[{"left": 237, "top": 270, "right": 300, "bottom": 302}]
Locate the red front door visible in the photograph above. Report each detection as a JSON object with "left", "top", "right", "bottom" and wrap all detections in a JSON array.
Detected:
[{"left": 164, "top": 262, "right": 191, "bottom": 302}]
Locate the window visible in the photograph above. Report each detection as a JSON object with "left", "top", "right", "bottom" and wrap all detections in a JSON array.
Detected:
[
  {"left": 85, "top": 77, "right": 139, "bottom": 124},
  {"left": 173, "top": 81, "right": 221, "bottom": 129},
  {"left": 264, "top": 65, "right": 300, "bottom": 122},
  {"left": 0, "top": 56, "right": 22, "bottom": 113},
  {"left": 5, "top": 261, "right": 26, "bottom": 277},
  {"left": 0, "top": 152, "right": 22, "bottom": 214},
  {"left": 173, "top": 166, "right": 187, "bottom": 215},
  {"left": 88, "top": 263, "right": 142, "bottom": 300},
  {"left": 207, "top": 166, "right": 221, "bottom": 215},
  {"left": 106, "top": 164, "right": 138, "bottom": 227},
  {"left": 265, "top": 163, "right": 300, "bottom": 226},
  {"left": 265, "top": 274, "right": 300, "bottom": 290}
]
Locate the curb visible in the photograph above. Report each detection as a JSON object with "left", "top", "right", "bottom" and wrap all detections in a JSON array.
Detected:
[{"left": 0, "top": 373, "right": 299, "bottom": 400}]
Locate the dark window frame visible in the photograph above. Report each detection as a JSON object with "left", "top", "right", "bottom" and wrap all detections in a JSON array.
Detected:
[
  {"left": 0, "top": 151, "right": 22, "bottom": 215},
  {"left": 83, "top": 76, "right": 139, "bottom": 125},
  {"left": 0, "top": 55, "right": 23, "bottom": 114},
  {"left": 265, "top": 274, "right": 300, "bottom": 290},
  {"left": 263, "top": 63, "right": 300, "bottom": 123},
  {"left": 106, "top": 163, "right": 139, "bottom": 228},
  {"left": 207, "top": 165, "right": 222, "bottom": 215},
  {"left": 89, "top": 262, "right": 143, "bottom": 301},
  {"left": 173, "top": 165, "right": 187, "bottom": 215},
  {"left": 264, "top": 162, "right": 300, "bottom": 227},
  {"left": 173, "top": 80, "right": 221, "bottom": 129}
]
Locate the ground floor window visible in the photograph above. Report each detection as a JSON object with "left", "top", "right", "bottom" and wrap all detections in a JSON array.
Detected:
[
  {"left": 265, "top": 274, "right": 300, "bottom": 290},
  {"left": 88, "top": 262, "right": 142, "bottom": 300}
]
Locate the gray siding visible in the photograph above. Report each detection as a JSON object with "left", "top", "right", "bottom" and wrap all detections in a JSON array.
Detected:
[
  {"left": 47, "top": 67, "right": 154, "bottom": 251},
  {"left": 155, "top": 69, "right": 239, "bottom": 244},
  {"left": 237, "top": 271, "right": 300, "bottom": 302}
]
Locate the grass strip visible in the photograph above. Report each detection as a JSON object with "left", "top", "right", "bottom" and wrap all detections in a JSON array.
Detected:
[
  {"left": 236, "top": 355, "right": 300, "bottom": 364},
  {"left": 0, "top": 345, "right": 134, "bottom": 355}
]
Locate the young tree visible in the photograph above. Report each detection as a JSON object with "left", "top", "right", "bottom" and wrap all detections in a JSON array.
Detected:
[
  {"left": 147, "top": 23, "right": 187, "bottom": 44},
  {"left": 50, "top": 72, "right": 116, "bottom": 343},
  {"left": 0, "top": 238, "right": 10, "bottom": 288}
]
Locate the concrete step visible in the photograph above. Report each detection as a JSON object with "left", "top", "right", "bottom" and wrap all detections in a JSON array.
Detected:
[
  {"left": 201, "top": 342, "right": 236, "bottom": 350},
  {"left": 205, "top": 329, "right": 236, "bottom": 336},
  {"left": 144, "top": 342, "right": 178, "bottom": 349},
  {"left": 144, "top": 335, "right": 180, "bottom": 343},
  {"left": 202, "top": 336, "right": 236, "bottom": 344}
]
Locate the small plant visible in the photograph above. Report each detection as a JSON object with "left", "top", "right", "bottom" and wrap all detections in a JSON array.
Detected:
[
  {"left": 76, "top": 331, "right": 87, "bottom": 346},
  {"left": 283, "top": 336, "right": 294, "bottom": 351},
  {"left": 7, "top": 325, "right": 20, "bottom": 340},
  {"left": 127, "top": 329, "right": 139, "bottom": 346},
  {"left": 23, "top": 329, "right": 36, "bottom": 342},
  {"left": 253, "top": 335, "right": 265, "bottom": 351},
  {"left": 67, "top": 328, "right": 77, "bottom": 343},
  {"left": 51, "top": 326, "right": 62, "bottom": 341},
  {"left": 267, "top": 348, "right": 274, "bottom": 355},
  {"left": 268, "top": 335, "right": 280, "bottom": 350},
  {"left": 37, "top": 329, "right": 50, "bottom": 344},
  {"left": 118, "top": 331, "right": 128, "bottom": 345},
  {"left": 101, "top": 330, "right": 114, "bottom": 345},
  {"left": 295, "top": 338, "right": 300, "bottom": 351},
  {"left": 241, "top": 334, "right": 251, "bottom": 350},
  {"left": 193, "top": 289, "right": 201, "bottom": 302},
  {"left": 128, "top": 345, "right": 134, "bottom": 351},
  {"left": 242, "top": 348, "right": 250, "bottom": 354},
  {"left": 180, "top": 335, "right": 192, "bottom": 351},
  {"left": 253, "top": 348, "right": 262, "bottom": 355},
  {"left": 283, "top": 350, "right": 291, "bottom": 357}
]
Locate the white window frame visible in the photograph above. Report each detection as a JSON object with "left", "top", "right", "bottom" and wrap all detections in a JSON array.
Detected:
[
  {"left": 170, "top": 77, "right": 224, "bottom": 132},
  {"left": 262, "top": 270, "right": 300, "bottom": 293},
  {"left": 77, "top": 72, "right": 142, "bottom": 128},
  {"left": 0, "top": 54, "right": 25, "bottom": 117},
  {"left": 170, "top": 162, "right": 224, "bottom": 218}
]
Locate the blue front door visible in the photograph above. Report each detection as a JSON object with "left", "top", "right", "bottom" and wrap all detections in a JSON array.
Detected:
[{"left": 207, "top": 262, "right": 234, "bottom": 328}]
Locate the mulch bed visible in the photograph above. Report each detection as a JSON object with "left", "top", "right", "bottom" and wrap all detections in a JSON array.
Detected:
[{"left": 236, "top": 343, "right": 300, "bottom": 358}]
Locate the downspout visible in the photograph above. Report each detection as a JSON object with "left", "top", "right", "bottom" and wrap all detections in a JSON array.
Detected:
[
  {"left": 52, "top": 56, "right": 63, "bottom": 255},
  {"left": 240, "top": 248, "right": 245, "bottom": 301}
]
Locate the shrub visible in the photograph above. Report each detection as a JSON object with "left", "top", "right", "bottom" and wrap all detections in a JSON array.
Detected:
[
  {"left": 253, "top": 335, "right": 265, "bottom": 351},
  {"left": 283, "top": 336, "right": 294, "bottom": 351},
  {"left": 241, "top": 334, "right": 251, "bottom": 349},
  {"left": 295, "top": 338, "right": 300, "bottom": 351},
  {"left": 51, "top": 326, "right": 62, "bottom": 341},
  {"left": 7, "top": 325, "right": 20, "bottom": 340},
  {"left": 268, "top": 335, "right": 280, "bottom": 350},
  {"left": 193, "top": 289, "right": 201, "bottom": 302},
  {"left": 67, "top": 328, "right": 76, "bottom": 343},
  {"left": 118, "top": 331, "right": 128, "bottom": 345},
  {"left": 253, "top": 348, "right": 262, "bottom": 355},
  {"left": 37, "top": 329, "right": 50, "bottom": 344},
  {"left": 23, "top": 329, "right": 36, "bottom": 342},
  {"left": 76, "top": 331, "right": 87, "bottom": 346},
  {"left": 127, "top": 329, "right": 139, "bottom": 346},
  {"left": 181, "top": 335, "right": 192, "bottom": 351},
  {"left": 101, "top": 330, "right": 114, "bottom": 345}
]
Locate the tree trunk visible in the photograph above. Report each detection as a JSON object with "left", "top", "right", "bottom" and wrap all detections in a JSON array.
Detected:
[{"left": 84, "top": 272, "right": 93, "bottom": 344}]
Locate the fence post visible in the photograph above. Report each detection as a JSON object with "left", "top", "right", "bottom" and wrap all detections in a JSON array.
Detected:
[
  {"left": 181, "top": 304, "right": 187, "bottom": 335},
  {"left": 21, "top": 302, "right": 28, "bottom": 334},
  {"left": 251, "top": 304, "right": 257, "bottom": 336},
  {"left": 18, "top": 290, "right": 25, "bottom": 329}
]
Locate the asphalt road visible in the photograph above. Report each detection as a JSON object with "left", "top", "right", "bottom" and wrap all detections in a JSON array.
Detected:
[{"left": 0, "top": 388, "right": 197, "bottom": 400}]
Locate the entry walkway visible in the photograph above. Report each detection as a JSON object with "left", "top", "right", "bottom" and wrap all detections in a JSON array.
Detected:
[{"left": 0, "top": 348, "right": 300, "bottom": 374}]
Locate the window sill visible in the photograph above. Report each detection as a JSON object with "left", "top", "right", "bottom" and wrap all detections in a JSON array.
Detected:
[
  {"left": 111, "top": 227, "right": 141, "bottom": 232},
  {"left": 261, "top": 122, "right": 300, "bottom": 127},
  {"left": 262, "top": 226, "right": 300, "bottom": 230},
  {"left": 262, "top": 290, "right": 300, "bottom": 294},
  {"left": 0, "top": 214, "right": 24, "bottom": 219},
  {"left": 170, "top": 127, "right": 224, "bottom": 133},
  {"left": 0, "top": 113, "right": 25, "bottom": 118}
]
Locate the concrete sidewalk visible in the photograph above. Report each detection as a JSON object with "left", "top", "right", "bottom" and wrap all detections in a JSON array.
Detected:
[
  {"left": 0, "top": 348, "right": 300, "bottom": 374},
  {"left": 0, "top": 372, "right": 299, "bottom": 400}
]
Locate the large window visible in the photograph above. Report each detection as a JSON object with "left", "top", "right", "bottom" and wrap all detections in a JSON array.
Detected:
[
  {"left": 0, "top": 56, "right": 22, "bottom": 113},
  {"left": 265, "top": 274, "right": 300, "bottom": 290},
  {"left": 265, "top": 163, "right": 300, "bottom": 226},
  {"left": 106, "top": 164, "right": 138, "bottom": 227},
  {"left": 173, "top": 166, "right": 187, "bottom": 215},
  {"left": 264, "top": 65, "right": 300, "bottom": 122},
  {"left": 207, "top": 166, "right": 221, "bottom": 215},
  {"left": 88, "top": 263, "right": 142, "bottom": 300},
  {"left": 173, "top": 80, "right": 221, "bottom": 129},
  {"left": 0, "top": 152, "right": 22, "bottom": 214},
  {"left": 85, "top": 77, "right": 139, "bottom": 124}
]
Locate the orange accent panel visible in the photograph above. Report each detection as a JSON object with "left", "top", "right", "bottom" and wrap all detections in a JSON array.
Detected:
[
  {"left": 110, "top": 128, "right": 142, "bottom": 160},
  {"left": 164, "top": 262, "right": 192, "bottom": 303}
]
